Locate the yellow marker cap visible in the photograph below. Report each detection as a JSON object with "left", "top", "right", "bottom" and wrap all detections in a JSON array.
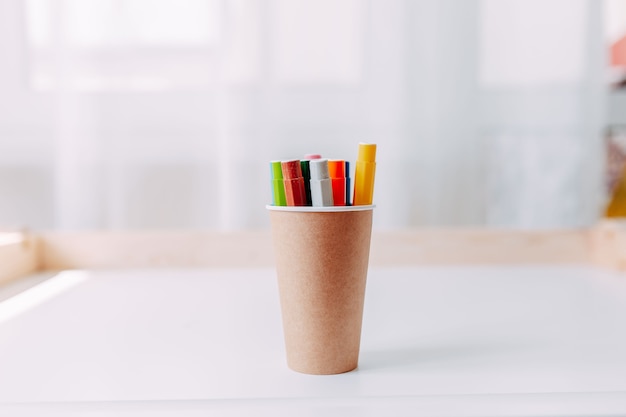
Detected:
[
  {"left": 357, "top": 143, "right": 377, "bottom": 163},
  {"left": 353, "top": 143, "right": 377, "bottom": 205}
]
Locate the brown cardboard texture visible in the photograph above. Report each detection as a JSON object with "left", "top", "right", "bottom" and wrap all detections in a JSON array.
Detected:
[{"left": 269, "top": 208, "right": 373, "bottom": 375}]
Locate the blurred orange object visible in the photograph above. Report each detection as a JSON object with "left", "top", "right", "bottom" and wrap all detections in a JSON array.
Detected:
[
  {"left": 611, "top": 34, "right": 626, "bottom": 67},
  {"left": 605, "top": 128, "right": 626, "bottom": 217}
]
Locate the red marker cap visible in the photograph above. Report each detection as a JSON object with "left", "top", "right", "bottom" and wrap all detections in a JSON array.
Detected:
[{"left": 281, "top": 160, "right": 303, "bottom": 180}]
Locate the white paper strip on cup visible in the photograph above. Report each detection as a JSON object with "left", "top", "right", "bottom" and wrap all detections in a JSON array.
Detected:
[{"left": 266, "top": 205, "right": 375, "bottom": 212}]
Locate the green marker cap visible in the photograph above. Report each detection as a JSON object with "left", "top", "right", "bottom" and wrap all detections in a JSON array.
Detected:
[
  {"left": 300, "top": 160, "right": 310, "bottom": 179},
  {"left": 270, "top": 160, "right": 284, "bottom": 180}
]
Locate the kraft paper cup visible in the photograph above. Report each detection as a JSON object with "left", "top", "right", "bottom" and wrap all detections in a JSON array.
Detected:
[{"left": 267, "top": 205, "right": 375, "bottom": 375}]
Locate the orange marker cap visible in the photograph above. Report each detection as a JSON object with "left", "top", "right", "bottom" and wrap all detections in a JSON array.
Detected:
[{"left": 328, "top": 160, "right": 346, "bottom": 178}]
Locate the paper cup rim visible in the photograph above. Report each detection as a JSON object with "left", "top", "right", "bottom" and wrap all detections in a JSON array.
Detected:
[{"left": 266, "top": 204, "right": 375, "bottom": 212}]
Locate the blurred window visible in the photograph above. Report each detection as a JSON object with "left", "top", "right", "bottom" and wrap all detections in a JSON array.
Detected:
[
  {"left": 26, "top": 0, "right": 220, "bottom": 47},
  {"left": 24, "top": 0, "right": 363, "bottom": 91},
  {"left": 478, "top": 0, "right": 586, "bottom": 87},
  {"left": 25, "top": 0, "right": 222, "bottom": 90},
  {"left": 271, "top": 0, "right": 363, "bottom": 84}
]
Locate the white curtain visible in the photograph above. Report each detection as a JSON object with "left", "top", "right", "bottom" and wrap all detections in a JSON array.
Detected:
[{"left": 0, "top": 0, "right": 607, "bottom": 231}]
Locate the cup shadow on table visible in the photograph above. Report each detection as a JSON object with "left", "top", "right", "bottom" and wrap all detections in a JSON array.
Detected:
[{"left": 357, "top": 342, "right": 527, "bottom": 372}]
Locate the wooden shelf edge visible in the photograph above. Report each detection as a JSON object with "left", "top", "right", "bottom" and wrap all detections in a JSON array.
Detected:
[
  {"left": 36, "top": 228, "right": 594, "bottom": 270},
  {"left": 0, "top": 232, "right": 41, "bottom": 284},
  {"left": 0, "top": 225, "right": 622, "bottom": 274}
]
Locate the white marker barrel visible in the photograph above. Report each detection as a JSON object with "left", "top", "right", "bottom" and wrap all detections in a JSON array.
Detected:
[{"left": 309, "top": 159, "right": 334, "bottom": 207}]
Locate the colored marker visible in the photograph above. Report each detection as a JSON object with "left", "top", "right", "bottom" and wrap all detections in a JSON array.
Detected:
[
  {"left": 300, "top": 160, "right": 312, "bottom": 206},
  {"left": 309, "top": 159, "right": 334, "bottom": 206},
  {"left": 345, "top": 160, "right": 351, "bottom": 206},
  {"left": 270, "top": 161, "right": 287, "bottom": 206},
  {"left": 328, "top": 160, "right": 346, "bottom": 206},
  {"left": 353, "top": 143, "right": 376, "bottom": 205},
  {"left": 304, "top": 154, "right": 322, "bottom": 160},
  {"left": 281, "top": 160, "right": 307, "bottom": 206}
]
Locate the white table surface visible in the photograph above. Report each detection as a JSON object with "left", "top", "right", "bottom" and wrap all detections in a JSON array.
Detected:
[{"left": 1, "top": 266, "right": 626, "bottom": 416}]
